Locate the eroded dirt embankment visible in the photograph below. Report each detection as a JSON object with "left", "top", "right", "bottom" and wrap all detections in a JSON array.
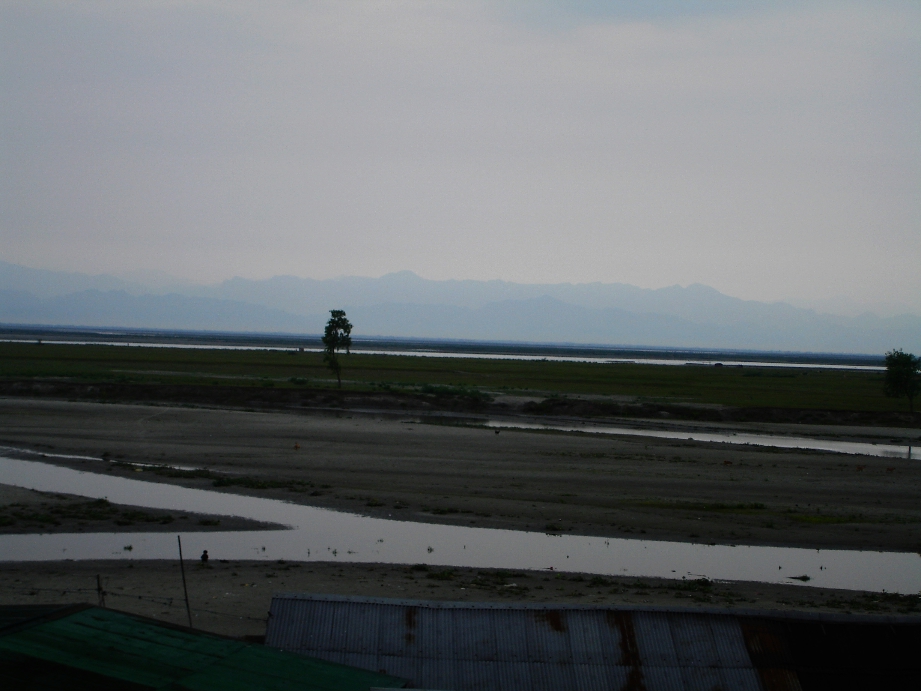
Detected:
[{"left": 2, "top": 379, "right": 919, "bottom": 427}]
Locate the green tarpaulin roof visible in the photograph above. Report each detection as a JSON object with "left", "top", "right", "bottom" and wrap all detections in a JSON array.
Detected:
[{"left": 0, "top": 605, "right": 405, "bottom": 691}]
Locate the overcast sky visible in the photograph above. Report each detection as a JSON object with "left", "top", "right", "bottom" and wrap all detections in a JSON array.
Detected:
[{"left": 1, "top": 1, "right": 919, "bottom": 310}]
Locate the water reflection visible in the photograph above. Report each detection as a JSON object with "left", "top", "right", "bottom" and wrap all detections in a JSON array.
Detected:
[
  {"left": 2, "top": 457, "right": 918, "bottom": 594},
  {"left": 484, "top": 421, "right": 921, "bottom": 460}
]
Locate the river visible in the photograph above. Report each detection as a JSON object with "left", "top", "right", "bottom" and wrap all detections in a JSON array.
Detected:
[{"left": 1, "top": 456, "right": 918, "bottom": 594}]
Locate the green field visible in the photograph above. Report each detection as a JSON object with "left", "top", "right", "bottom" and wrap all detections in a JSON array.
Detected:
[{"left": 0, "top": 341, "right": 902, "bottom": 412}]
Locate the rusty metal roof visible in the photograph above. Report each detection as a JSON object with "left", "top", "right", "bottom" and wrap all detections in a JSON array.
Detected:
[{"left": 266, "top": 594, "right": 921, "bottom": 691}]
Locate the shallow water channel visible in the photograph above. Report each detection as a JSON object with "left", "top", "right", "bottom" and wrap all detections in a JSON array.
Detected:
[
  {"left": 484, "top": 421, "right": 921, "bottom": 460},
  {"left": 2, "top": 456, "right": 919, "bottom": 594}
]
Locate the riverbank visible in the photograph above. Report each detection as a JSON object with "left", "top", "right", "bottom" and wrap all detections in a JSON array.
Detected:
[
  {"left": 2, "top": 398, "right": 919, "bottom": 552},
  {"left": 3, "top": 377, "right": 919, "bottom": 427},
  {"left": 1, "top": 560, "right": 917, "bottom": 639}
]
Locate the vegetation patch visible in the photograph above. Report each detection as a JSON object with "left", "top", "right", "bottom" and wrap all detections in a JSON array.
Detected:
[
  {"left": 1, "top": 341, "right": 915, "bottom": 423},
  {"left": 212, "top": 476, "right": 314, "bottom": 492},
  {"left": 141, "top": 465, "right": 216, "bottom": 480},
  {"left": 822, "top": 592, "right": 921, "bottom": 614},
  {"left": 672, "top": 578, "right": 713, "bottom": 591},
  {"left": 789, "top": 512, "right": 920, "bottom": 525},
  {"left": 419, "top": 384, "right": 493, "bottom": 403},
  {"left": 428, "top": 506, "right": 471, "bottom": 515},
  {"left": 638, "top": 500, "right": 767, "bottom": 514},
  {"left": 0, "top": 498, "right": 174, "bottom": 527}
]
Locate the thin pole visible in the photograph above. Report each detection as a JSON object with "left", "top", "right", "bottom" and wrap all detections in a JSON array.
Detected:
[
  {"left": 96, "top": 574, "right": 106, "bottom": 608},
  {"left": 177, "top": 535, "right": 193, "bottom": 629}
]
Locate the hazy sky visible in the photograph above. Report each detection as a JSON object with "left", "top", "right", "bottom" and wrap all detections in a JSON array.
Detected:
[{"left": 2, "top": 1, "right": 919, "bottom": 308}]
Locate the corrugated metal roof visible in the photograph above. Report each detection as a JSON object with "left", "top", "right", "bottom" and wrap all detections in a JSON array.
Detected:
[
  {"left": 266, "top": 594, "right": 921, "bottom": 691},
  {"left": 0, "top": 603, "right": 83, "bottom": 634},
  {"left": 0, "top": 604, "right": 407, "bottom": 690}
]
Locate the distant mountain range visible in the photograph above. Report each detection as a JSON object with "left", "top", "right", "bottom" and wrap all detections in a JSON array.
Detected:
[{"left": 1, "top": 261, "right": 919, "bottom": 353}]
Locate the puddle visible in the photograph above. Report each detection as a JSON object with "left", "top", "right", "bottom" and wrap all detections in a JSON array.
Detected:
[
  {"left": 1, "top": 457, "right": 919, "bottom": 594},
  {"left": 483, "top": 421, "right": 921, "bottom": 460}
]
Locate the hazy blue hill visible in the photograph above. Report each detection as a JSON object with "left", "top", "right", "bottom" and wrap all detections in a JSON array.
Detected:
[
  {"left": 1, "top": 262, "right": 919, "bottom": 352},
  {"left": 0, "top": 289, "right": 314, "bottom": 333},
  {"left": 199, "top": 271, "right": 831, "bottom": 330},
  {"left": 198, "top": 271, "right": 662, "bottom": 314},
  {"left": 342, "top": 297, "right": 921, "bottom": 353},
  {"left": 0, "top": 261, "right": 141, "bottom": 298},
  {"left": 0, "top": 289, "right": 45, "bottom": 322}
]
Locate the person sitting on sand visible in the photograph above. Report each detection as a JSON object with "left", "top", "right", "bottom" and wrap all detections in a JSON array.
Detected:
[{"left": 200, "top": 550, "right": 209, "bottom": 564}]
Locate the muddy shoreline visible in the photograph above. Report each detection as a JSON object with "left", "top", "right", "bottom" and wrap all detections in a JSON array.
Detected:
[
  {"left": 2, "top": 560, "right": 917, "bottom": 639},
  {"left": 3, "top": 379, "right": 920, "bottom": 427}
]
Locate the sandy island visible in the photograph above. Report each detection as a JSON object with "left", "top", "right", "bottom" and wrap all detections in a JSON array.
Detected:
[{"left": 0, "top": 483, "right": 278, "bottom": 535}]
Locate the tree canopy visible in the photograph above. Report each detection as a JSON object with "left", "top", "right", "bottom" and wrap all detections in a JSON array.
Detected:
[
  {"left": 322, "top": 309, "right": 352, "bottom": 388},
  {"left": 883, "top": 349, "right": 920, "bottom": 413}
]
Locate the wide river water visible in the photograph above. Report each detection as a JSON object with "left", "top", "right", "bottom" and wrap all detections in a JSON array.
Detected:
[{"left": 1, "top": 456, "right": 918, "bottom": 594}]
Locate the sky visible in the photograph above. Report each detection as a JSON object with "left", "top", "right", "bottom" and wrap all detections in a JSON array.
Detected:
[{"left": 1, "top": 1, "right": 919, "bottom": 312}]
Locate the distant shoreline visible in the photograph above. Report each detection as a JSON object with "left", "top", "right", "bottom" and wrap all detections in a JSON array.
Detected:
[{"left": 0, "top": 324, "right": 885, "bottom": 368}]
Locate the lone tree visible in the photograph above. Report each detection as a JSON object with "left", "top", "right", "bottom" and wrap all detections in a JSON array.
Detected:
[
  {"left": 322, "top": 309, "right": 352, "bottom": 388},
  {"left": 884, "top": 349, "right": 920, "bottom": 413}
]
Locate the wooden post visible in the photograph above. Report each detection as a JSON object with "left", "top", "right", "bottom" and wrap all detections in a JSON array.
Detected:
[
  {"left": 177, "top": 535, "right": 193, "bottom": 629},
  {"left": 96, "top": 574, "right": 106, "bottom": 608}
]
